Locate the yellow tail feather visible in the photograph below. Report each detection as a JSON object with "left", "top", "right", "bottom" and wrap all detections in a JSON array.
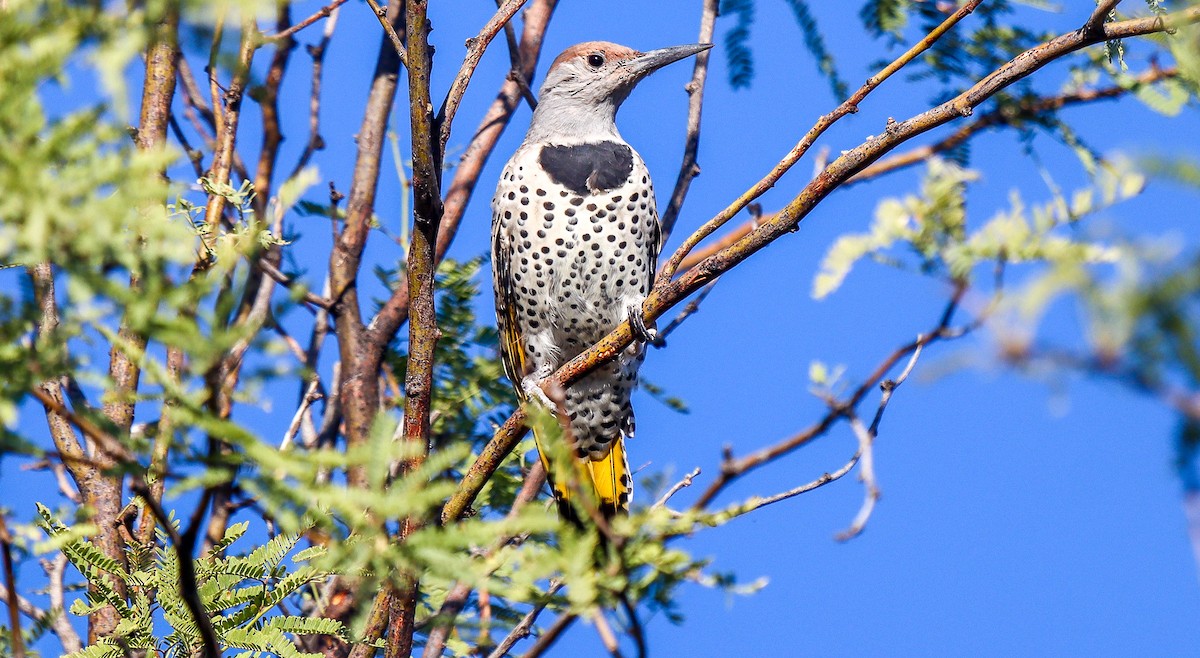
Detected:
[
  {"left": 532, "top": 426, "right": 631, "bottom": 522},
  {"left": 586, "top": 437, "right": 631, "bottom": 517}
]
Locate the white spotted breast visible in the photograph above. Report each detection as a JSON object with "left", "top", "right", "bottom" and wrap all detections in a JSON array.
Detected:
[{"left": 492, "top": 140, "right": 660, "bottom": 362}]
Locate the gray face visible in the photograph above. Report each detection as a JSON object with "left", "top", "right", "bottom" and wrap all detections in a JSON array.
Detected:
[
  {"left": 536, "top": 42, "right": 713, "bottom": 112},
  {"left": 538, "top": 46, "right": 641, "bottom": 109}
]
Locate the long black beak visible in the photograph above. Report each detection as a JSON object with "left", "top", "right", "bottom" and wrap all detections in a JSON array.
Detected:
[{"left": 625, "top": 43, "right": 712, "bottom": 79}]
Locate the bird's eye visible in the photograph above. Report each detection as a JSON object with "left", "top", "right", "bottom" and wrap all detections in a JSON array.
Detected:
[{"left": 586, "top": 53, "right": 605, "bottom": 68}]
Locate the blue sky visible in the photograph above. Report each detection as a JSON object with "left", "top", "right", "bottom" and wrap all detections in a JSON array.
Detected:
[{"left": 7, "top": 0, "right": 1200, "bottom": 655}]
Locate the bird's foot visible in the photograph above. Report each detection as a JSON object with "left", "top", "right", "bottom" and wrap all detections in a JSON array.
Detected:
[
  {"left": 627, "top": 302, "right": 665, "bottom": 348},
  {"left": 521, "top": 373, "right": 556, "bottom": 410}
]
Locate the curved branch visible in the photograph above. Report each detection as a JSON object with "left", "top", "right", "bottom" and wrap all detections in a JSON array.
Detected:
[
  {"left": 846, "top": 65, "right": 1180, "bottom": 184},
  {"left": 678, "top": 65, "right": 1179, "bottom": 276},
  {"left": 436, "top": 0, "right": 530, "bottom": 153},
  {"left": 442, "top": 5, "right": 1200, "bottom": 524},
  {"left": 658, "top": 0, "right": 985, "bottom": 281},
  {"left": 266, "top": 0, "right": 348, "bottom": 42},
  {"left": 658, "top": 0, "right": 719, "bottom": 244}
]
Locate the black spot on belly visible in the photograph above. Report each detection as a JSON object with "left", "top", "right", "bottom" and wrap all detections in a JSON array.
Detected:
[{"left": 538, "top": 141, "right": 634, "bottom": 196}]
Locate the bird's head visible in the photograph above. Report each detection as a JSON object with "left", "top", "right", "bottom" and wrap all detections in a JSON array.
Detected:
[{"left": 527, "top": 41, "right": 711, "bottom": 143}]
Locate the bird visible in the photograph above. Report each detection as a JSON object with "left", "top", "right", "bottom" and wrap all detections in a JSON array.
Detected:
[{"left": 491, "top": 41, "right": 710, "bottom": 521}]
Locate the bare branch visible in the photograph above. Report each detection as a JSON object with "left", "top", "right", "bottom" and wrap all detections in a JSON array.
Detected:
[
  {"left": 652, "top": 467, "right": 701, "bottom": 510},
  {"left": 692, "top": 286, "right": 966, "bottom": 511},
  {"left": 266, "top": 0, "right": 348, "bottom": 42},
  {"left": 0, "top": 516, "right": 26, "bottom": 658},
  {"left": 591, "top": 611, "right": 624, "bottom": 658},
  {"left": 658, "top": 0, "right": 719, "bottom": 244},
  {"left": 138, "top": 347, "right": 184, "bottom": 547},
  {"left": 659, "top": 0, "right": 985, "bottom": 281},
  {"left": 257, "top": 258, "right": 335, "bottom": 310},
  {"left": 753, "top": 451, "right": 861, "bottom": 512},
  {"left": 201, "top": 19, "right": 257, "bottom": 239},
  {"left": 680, "top": 65, "right": 1180, "bottom": 275},
  {"left": 288, "top": 6, "right": 340, "bottom": 181},
  {"left": 0, "top": 557, "right": 82, "bottom": 655},
  {"left": 486, "top": 582, "right": 567, "bottom": 658},
  {"left": 27, "top": 265, "right": 85, "bottom": 478},
  {"left": 520, "top": 611, "right": 577, "bottom": 658},
  {"left": 330, "top": 0, "right": 406, "bottom": 482},
  {"left": 836, "top": 414, "right": 880, "bottom": 541},
  {"left": 436, "top": 0, "right": 529, "bottom": 152},
  {"left": 281, "top": 380, "right": 324, "bottom": 451},
  {"left": 848, "top": 65, "right": 1180, "bottom": 185},
  {"left": 364, "top": 0, "right": 409, "bottom": 66}
]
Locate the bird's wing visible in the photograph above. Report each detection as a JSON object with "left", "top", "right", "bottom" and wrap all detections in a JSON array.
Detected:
[{"left": 491, "top": 203, "right": 527, "bottom": 399}]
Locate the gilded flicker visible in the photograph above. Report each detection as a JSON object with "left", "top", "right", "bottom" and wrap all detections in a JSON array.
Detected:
[{"left": 492, "top": 41, "right": 710, "bottom": 519}]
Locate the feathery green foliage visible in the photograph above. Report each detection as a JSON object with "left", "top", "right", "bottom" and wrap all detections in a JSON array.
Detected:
[{"left": 2, "top": 0, "right": 1199, "bottom": 656}]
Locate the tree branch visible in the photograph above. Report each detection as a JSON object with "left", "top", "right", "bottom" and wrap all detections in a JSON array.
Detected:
[
  {"left": 364, "top": 0, "right": 409, "bottom": 66},
  {"left": 693, "top": 285, "right": 966, "bottom": 510},
  {"left": 266, "top": 0, "right": 348, "bottom": 42},
  {"left": 678, "top": 65, "right": 1180, "bottom": 275},
  {"left": 330, "top": 1, "right": 406, "bottom": 485},
  {"left": 0, "top": 516, "right": 26, "bottom": 658},
  {"left": 384, "top": 1, "right": 439, "bottom": 652},
  {"left": 440, "top": 5, "right": 1200, "bottom": 525},
  {"left": 658, "top": 0, "right": 719, "bottom": 244},
  {"left": 129, "top": 478, "right": 220, "bottom": 658},
  {"left": 288, "top": 5, "right": 340, "bottom": 182},
  {"left": 486, "top": 583, "right": 568, "bottom": 658},
  {"left": 369, "top": 0, "right": 558, "bottom": 340},
  {"left": 659, "top": 0, "right": 985, "bottom": 281},
  {"left": 435, "top": 0, "right": 529, "bottom": 153},
  {"left": 200, "top": 19, "right": 257, "bottom": 241}
]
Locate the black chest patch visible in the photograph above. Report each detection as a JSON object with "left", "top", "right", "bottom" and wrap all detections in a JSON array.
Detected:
[{"left": 538, "top": 141, "right": 634, "bottom": 196}]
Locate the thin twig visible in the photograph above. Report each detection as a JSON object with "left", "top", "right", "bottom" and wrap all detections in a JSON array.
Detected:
[
  {"left": 0, "top": 517, "right": 26, "bottom": 658},
  {"left": 436, "top": 0, "right": 530, "bottom": 152},
  {"left": 288, "top": 5, "right": 339, "bottom": 181},
  {"left": 200, "top": 20, "right": 257, "bottom": 240},
  {"left": 495, "top": 0, "right": 539, "bottom": 110},
  {"left": 281, "top": 380, "right": 323, "bottom": 450},
  {"left": 658, "top": 0, "right": 719, "bottom": 244},
  {"left": 487, "top": 582, "right": 566, "bottom": 658},
  {"left": 521, "top": 612, "right": 577, "bottom": 658},
  {"left": 363, "top": 0, "right": 408, "bottom": 66},
  {"left": 657, "top": 278, "right": 718, "bottom": 341},
  {"left": 693, "top": 286, "right": 966, "bottom": 511},
  {"left": 591, "top": 611, "right": 624, "bottom": 658},
  {"left": 257, "top": 259, "right": 335, "bottom": 310},
  {"left": 836, "top": 414, "right": 880, "bottom": 541},
  {"left": 652, "top": 467, "right": 701, "bottom": 510},
  {"left": 266, "top": 0, "right": 348, "bottom": 42},
  {"left": 659, "top": 0, "right": 985, "bottom": 281},
  {"left": 750, "top": 451, "right": 861, "bottom": 513}
]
